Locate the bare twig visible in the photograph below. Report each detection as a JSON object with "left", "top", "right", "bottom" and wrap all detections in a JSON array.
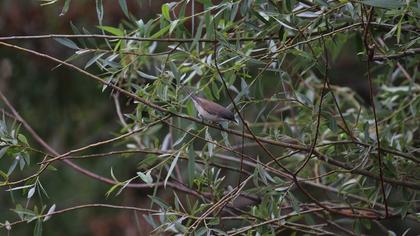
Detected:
[{"left": 362, "top": 7, "right": 389, "bottom": 218}]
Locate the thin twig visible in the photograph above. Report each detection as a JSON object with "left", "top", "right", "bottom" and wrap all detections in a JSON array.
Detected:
[{"left": 362, "top": 7, "right": 389, "bottom": 218}]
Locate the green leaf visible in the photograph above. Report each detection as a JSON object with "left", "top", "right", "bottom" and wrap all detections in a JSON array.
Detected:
[
  {"left": 59, "top": 0, "right": 71, "bottom": 16},
  {"left": 162, "top": 4, "right": 170, "bottom": 20},
  {"left": 169, "top": 19, "right": 179, "bottom": 34},
  {"left": 0, "top": 170, "right": 8, "bottom": 180},
  {"left": 205, "top": 129, "right": 214, "bottom": 157},
  {"left": 137, "top": 170, "right": 153, "bottom": 184},
  {"left": 137, "top": 70, "right": 158, "bottom": 80},
  {"left": 0, "top": 146, "right": 9, "bottom": 159},
  {"left": 33, "top": 219, "right": 42, "bottom": 236},
  {"left": 118, "top": 0, "right": 129, "bottom": 18},
  {"left": 187, "top": 146, "right": 195, "bottom": 187},
  {"left": 96, "top": 0, "right": 104, "bottom": 24},
  {"left": 97, "top": 26, "right": 124, "bottom": 36},
  {"left": 18, "top": 134, "right": 28, "bottom": 145},
  {"left": 151, "top": 24, "right": 170, "bottom": 39},
  {"left": 105, "top": 183, "right": 120, "bottom": 197},
  {"left": 164, "top": 152, "right": 180, "bottom": 187},
  {"left": 54, "top": 38, "right": 79, "bottom": 50},
  {"left": 27, "top": 187, "right": 36, "bottom": 199},
  {"left": 43, "top": 204, "right": 56, "bottom": 222},
  {"left": 362, "top": 0, "right": 405, "bottom": 9},
  {"left": 7, "top": 158, "right": 19, "bottom": 175}
]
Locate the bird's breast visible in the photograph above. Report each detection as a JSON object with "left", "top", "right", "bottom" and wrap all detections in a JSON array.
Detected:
[{"left": 193, "top": 100, "right": 224, "bottom": 122}]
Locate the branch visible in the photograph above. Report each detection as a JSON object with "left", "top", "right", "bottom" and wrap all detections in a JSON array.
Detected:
[
  {"left": 1, "top": 203, "right": 171, "bottom": 229},
  {"left": 373, "top": 48, "right": 420, "bottom": 61},
  {"left": 362, "top": 7, "right": 389, "bottom": 218},
  {"left": 0, "top": 40, "right": 418, "bottom": 191},
  {"left": 0, "top": 90, "right": 204, "bottom": 198}
]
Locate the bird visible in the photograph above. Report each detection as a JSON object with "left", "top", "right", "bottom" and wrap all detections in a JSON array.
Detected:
[{"left": 182, "top": 87, "right": 237, "bottom": 124}]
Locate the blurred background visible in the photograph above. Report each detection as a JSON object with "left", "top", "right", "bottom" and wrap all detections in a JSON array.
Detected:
[{"left": 0, "top": 1, "right": 163, "bottom": 235}]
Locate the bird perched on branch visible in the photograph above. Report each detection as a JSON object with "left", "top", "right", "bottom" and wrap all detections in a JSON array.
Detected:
[
  {"left": 182, "top": 86, "right": 237, "bottom": 124},
  {"left": 191, "top": 94, "right": 237, "bottom": 123}
]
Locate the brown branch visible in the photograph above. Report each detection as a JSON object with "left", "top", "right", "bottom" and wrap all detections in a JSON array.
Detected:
[
  {"left": 362, "top": 7, "right": 389, "bottom": 218},
  {"left": 294, "top": 70, "right": 327, "bottom": 175},
  {"left": 0, "top": 32, "right": 411, "bottom": 163},
  {"left": 0, "top": 40, "right": 418, "bottom": 191},
  {"left": 0, "top": 91, "right": 205, "bottom": 198},
  {"left": 373, "top": 48, "right": 420, "bottom": 61},
  {"left": 1, "top": 203, "right": 170, "bottom": 229}
]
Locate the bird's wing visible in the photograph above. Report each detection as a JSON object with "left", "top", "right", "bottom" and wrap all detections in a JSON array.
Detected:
[{"left": 195, "top": 97, "right": 235, "bottom": 121}]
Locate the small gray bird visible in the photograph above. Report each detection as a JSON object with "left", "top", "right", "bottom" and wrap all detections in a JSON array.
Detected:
[{"left": 190, "top": 94, "right": 236, "bottom": 123}]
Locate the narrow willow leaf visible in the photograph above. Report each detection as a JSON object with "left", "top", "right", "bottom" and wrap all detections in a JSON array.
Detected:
[
  {"left": 137, "top": 171, "right": 153, "bottom": 184},
  {"left": 34, "top": 219, "right": 42, "bottom": 236},
  {"left": 7, "top": 184, "right": 34, "bottom": 192},
  {"left": 54, "top": 38, "right": 79, "bottom": 50},
  {"left": 43, "top": 204, "right": 56, "bottom": 222},
  {"left": 362, "top": 0, "right": 404, "bottom": 9},
  {"left": 162, "top": 4, "right": 170, "bottom": 20},
  {"left": 97, "top": 26, "right": 124, "bottom": 36},
  {"left": 169, "top": 19, "right": 179, "bottom": 34},
  {"left": 18, "top": 134, "right": 28, "bottom": 145},
  {"left": 27, "top": 187, "right": 36, "bottom": 199},
  {"left": 96, "top": 0, "right": 104, "bottom": 24},
  {"left": 0, "top": 146, "right": 8, "bottom": 159},
  {"left": 137, "top": 70, "right": 158, "bottom": 80},
  {"left": 59, "top": 0, "right": 71, "bottom": 16},
  {"left": 187, "top": 146, "right": 195, "bottom": 187},
  {"left": 164, "top": 152, "right": 180, "bottom": 188},
  {"left": 85, "top": 53, "right": 105, "bottom": 69},
  {"left": 118, "top": 0, "right": 129, "bottom": 17},
  {"left": 205, "top": 129, "right": 214, "bottom": 157},
  {"left": 7, "top": 158, "right": 19, "bottom": 175},
  {"left": 151, "top": 24, "right": 170, "bottom": 38}
]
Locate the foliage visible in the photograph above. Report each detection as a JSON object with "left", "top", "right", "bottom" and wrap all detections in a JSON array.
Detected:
[{"left": 0, "top": 0, "right": 419, "bottom": 235}]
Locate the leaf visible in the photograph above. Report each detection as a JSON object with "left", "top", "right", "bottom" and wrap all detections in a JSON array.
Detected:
[
  {"left": 0, "top": 146, "right": 9, "bottom": 159},
  {"left": 118, "top": 0, "right": 129, "bottom": 17},
  {"left": 162, "top": 4, "right": 170, "bottom": 20},
  {"left": 27, "top": 187, "right": 36, "bottom": 199},
  {"left": 362, "top": 0, "right": 405, "bottom": 9},
  {"left": 96, "top": 0, "right": 104, "bottom": 24},
  {"left": 7, "top": 158, "right": 19, "bottom": 175},
  {"left": 18, "top": 134, "right": 28, "bottom": 145},
  {"left": 33, "top": 219, "right": 42, "bottom": 236},
  {"left": 150, "top": 24, "right": 170, "bottom": 39},
  {"left": 187, "top": 146, "right": 195, "bottom": 187},
  {"left": 59, "top": 0, "right": 71, "bottom": 16},
  {"left": 97, "top": 26, "right": 124, "bottom": 36},
  {"left": 54, "top": 38, "right": 79, "bottom": 50},
  {"left": 164, "top": 152, "right": 180, "bottom": 188},
  {"left": 7, "top": 184, "right": 34, "bottom": 192},
  {"left": 85, "top": 53, "right": 105, "bottom": 69},
  {"left": 19, "top": 155, "right": 25, "bottom": 171},
  {"left": 43, "top": 204, "right": 56, "bottom": 222},
  {"left": 22, "top": 151, "right": 30, "bottom": 166},
  {"left": 137, "top": 70, "right": 158, "bottom": 80},
  {"left": 272, "top": 16, "right": 297, "bottom": 31},
  {"left": 137, "top": 170, "right": 153, "bottom": 184},
  {"left": 169, "top": 19, "right": 179, "bottom": 34},
  {"left": 315, "top": 0, "right": 328, "bottom": 6},
  {"left": 173, "top": 126, "right": 192, "bottom": 147},
  {"left": 205, "top": 129, "right": 214, "bottom": 157}
]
